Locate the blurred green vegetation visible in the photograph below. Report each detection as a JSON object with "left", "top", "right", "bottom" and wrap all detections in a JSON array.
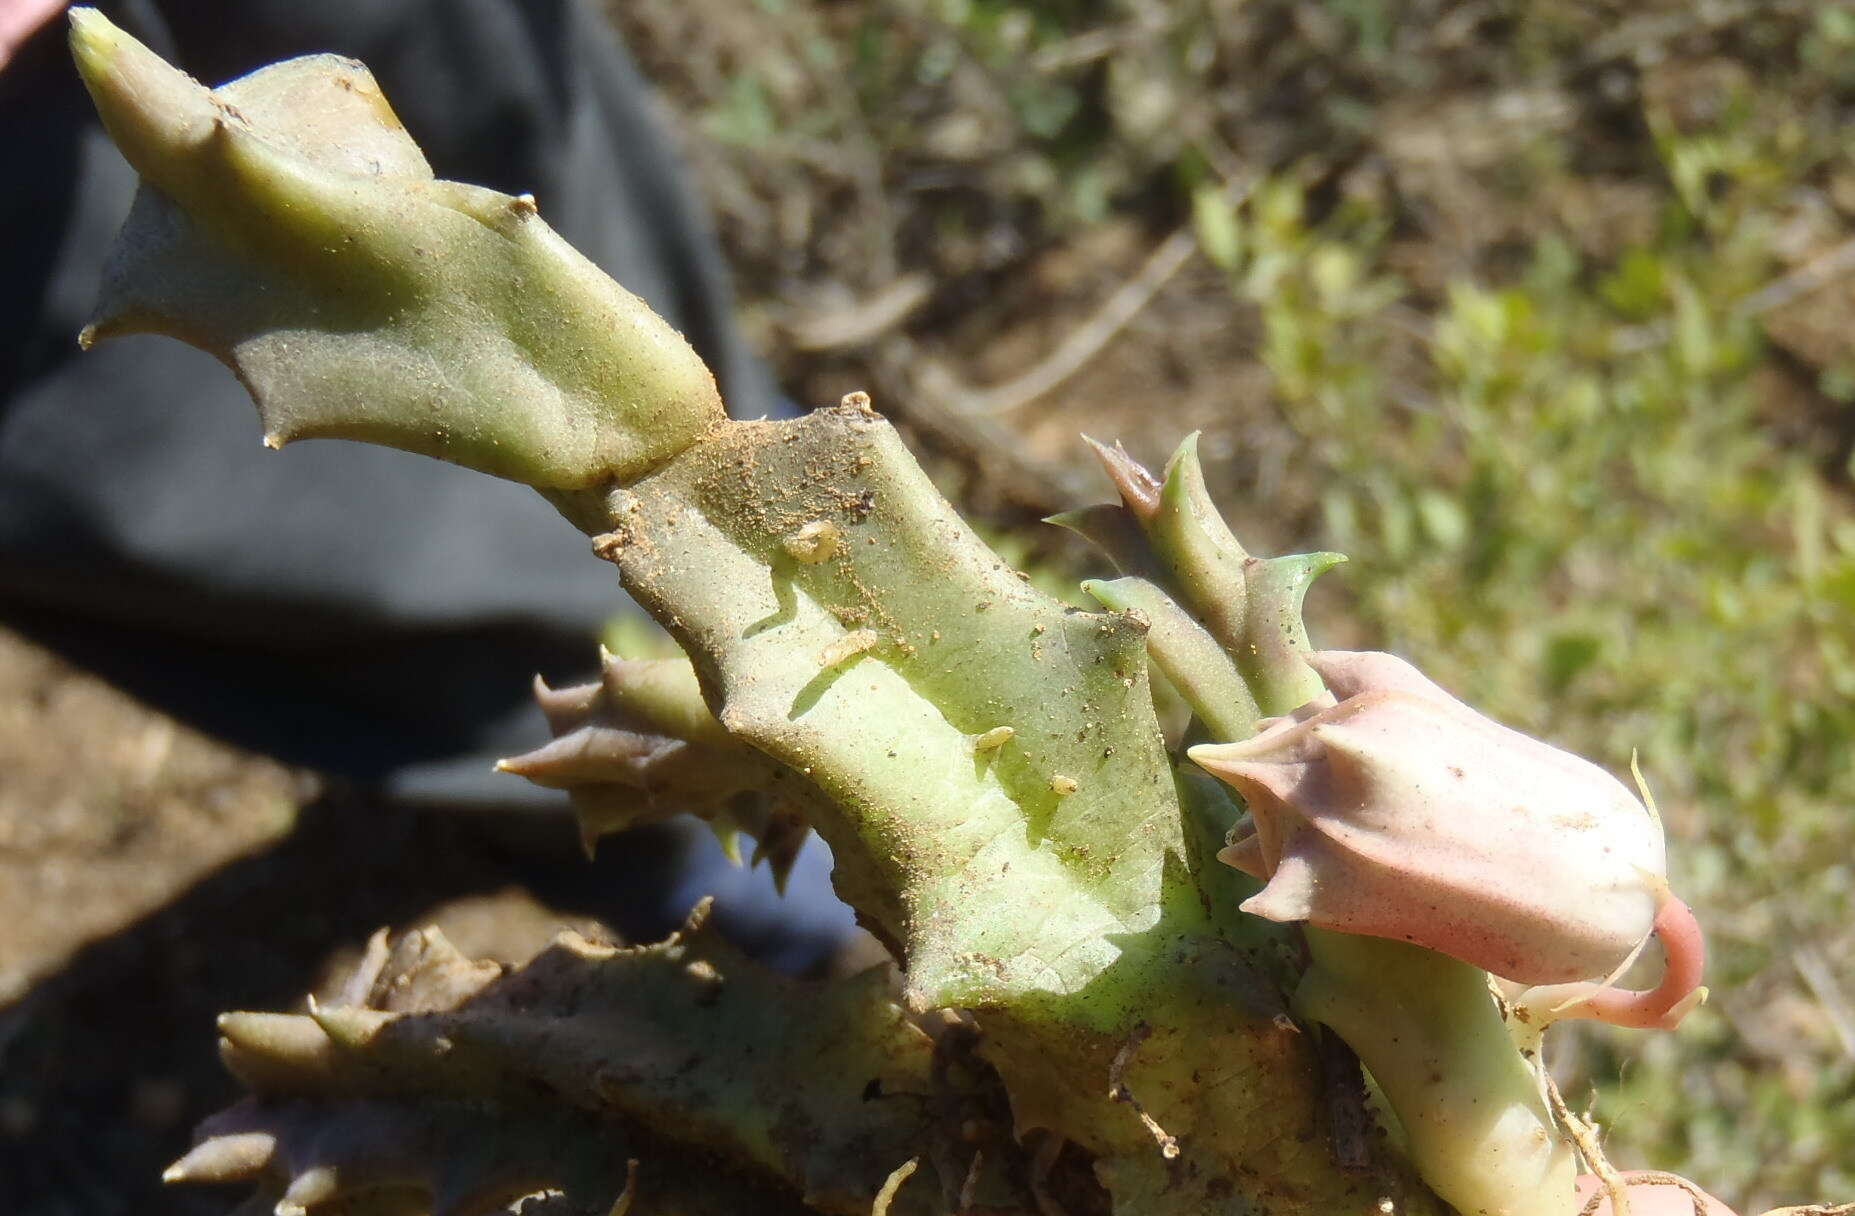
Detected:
[
  {"left": 614, "top": 0, "right": 1855, "bottom": 1205},
  {"left": 1193, "top": 158, "right": 1855, "bottom": 1207}
]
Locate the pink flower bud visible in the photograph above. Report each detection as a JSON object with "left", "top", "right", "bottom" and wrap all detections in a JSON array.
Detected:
[{"left": 1188, "top": 651, "right": 1702, "bottom": 1017}]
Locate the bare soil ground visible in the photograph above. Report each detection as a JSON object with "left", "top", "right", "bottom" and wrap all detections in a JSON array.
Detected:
[{"left": 0, "top": 628, "right": 702, "bottom": 1214}]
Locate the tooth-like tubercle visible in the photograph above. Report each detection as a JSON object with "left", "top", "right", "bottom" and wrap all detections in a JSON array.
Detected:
[
  {"left": 163, "top": 1132, "right": 278, "bottom": 1184},
  {"left": 217, "top": 1012, "right": 333, "bottom": 1064},
  {"left": 280, "top": 1165, "right": 340, "bottom": 1211}
]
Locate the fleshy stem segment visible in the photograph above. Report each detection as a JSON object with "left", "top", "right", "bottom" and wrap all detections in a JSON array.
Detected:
[{"left": 1074, "top": 434, "right": 1576, "bottom": 1216}]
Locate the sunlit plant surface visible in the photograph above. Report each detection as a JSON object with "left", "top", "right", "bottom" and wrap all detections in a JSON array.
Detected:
[{"left": 66, "top": 5, "right": 1855, "bottom": 1213}]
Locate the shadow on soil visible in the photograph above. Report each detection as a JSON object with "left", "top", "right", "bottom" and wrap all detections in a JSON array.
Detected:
[{"left": 0, "top": 793, "right": 702, "bottom": 1216}]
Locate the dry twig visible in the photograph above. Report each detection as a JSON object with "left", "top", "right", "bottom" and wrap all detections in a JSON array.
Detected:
[{"left": 960, "top": 226, "right": 1199, "bottom": 417}]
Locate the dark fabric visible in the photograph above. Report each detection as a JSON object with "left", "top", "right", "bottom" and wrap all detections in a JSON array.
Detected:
[{"left": 0, "top": 2, "right": 854, "bottom": 968}]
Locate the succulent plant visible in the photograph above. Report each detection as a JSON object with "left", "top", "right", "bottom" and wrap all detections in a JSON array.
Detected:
[{"left": 66, "top": 9, "right": 1839, "bottom": 1216}]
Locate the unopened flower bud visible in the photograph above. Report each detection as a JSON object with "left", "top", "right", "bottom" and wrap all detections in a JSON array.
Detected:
[{"left": 1189, "top": 651, "right": 1685, "bottom": 997}]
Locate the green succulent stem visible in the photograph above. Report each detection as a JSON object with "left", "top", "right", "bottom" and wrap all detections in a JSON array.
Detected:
[
  {"left": 1296, "top": 933, "right": 1575, "bottom": 1216},
  {"left": 70, "top": 13, "right": 1482, "bottom": 1210},
  {"left": 587, "top": 404, "right": 1440, "bottom": 1212},
  {"left": 1079, "top": 433, "right": 1343, "bottom": 736},
  {"left": 1082, "top": 576, "right": 1260, "bottom": 740},
  {"left": 70, "top": 8, "right": 723, "bottom": 491},
  {"left": 1092, "top": 434, "right": 1576, "bottom": 1214}
]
